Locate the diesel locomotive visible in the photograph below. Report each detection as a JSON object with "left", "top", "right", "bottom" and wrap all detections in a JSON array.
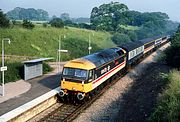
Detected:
[{"left": 59, "top": 35, "right": 170, "bottom": 101}]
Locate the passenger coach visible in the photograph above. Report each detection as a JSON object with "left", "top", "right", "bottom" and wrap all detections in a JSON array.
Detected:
[{"left": 119, "top": 41, "right": 144, "bottom": 66}]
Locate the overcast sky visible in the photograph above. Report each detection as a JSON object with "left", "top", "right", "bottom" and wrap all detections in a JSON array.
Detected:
[{"left": 0, "top": 0, "right": 179, "bottom": 21}]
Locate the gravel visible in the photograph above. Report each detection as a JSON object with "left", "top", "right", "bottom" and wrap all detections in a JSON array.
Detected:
[{"left": 73, "top": 43, "right": 170, "bottom": 122}]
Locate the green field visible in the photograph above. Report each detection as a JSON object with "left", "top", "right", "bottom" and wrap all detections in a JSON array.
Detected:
[
  {"left": 0, "top": 26, "right": 115, "bottom": 61},
  {"left": 119, "top": 25, "right": 140, "bottom": 31}
]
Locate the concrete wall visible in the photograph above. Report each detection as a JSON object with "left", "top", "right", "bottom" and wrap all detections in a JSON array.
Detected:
[{"left": 9, "top": 95, "right": 57, "bottom": 122}]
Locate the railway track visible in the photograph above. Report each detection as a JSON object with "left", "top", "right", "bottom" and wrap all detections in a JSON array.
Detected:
[{"left": 38, "top": 104, "right": 81, "bottom": 122}]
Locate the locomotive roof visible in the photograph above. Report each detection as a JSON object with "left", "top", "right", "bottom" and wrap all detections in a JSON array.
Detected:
[
  {"left": 83, "top": 48, "right": 120, "bottom": 67},
  {"left": 64, "top": 58, "right": 96, "bottom": 70},
  {"left": 119, "top": 41, "right": 143, "bottom": 52}
]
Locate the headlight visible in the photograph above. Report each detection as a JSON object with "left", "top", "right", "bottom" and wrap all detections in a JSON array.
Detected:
[{"left": 59, "top": 90, "right": 65, "bottom": 97}]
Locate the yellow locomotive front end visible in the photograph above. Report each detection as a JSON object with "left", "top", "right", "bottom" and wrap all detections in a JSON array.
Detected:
[{"left": 59, "top": 58, "right": 96, "bottom": 100}]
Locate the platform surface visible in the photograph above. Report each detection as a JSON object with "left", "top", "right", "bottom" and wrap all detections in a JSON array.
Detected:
[{"left": 0, "top": 72, "right": 61, "bottom": 116}]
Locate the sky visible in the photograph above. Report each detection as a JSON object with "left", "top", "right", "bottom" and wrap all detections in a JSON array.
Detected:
[{"left": 0, "top": 0, "right": 180, "bottom": 22}]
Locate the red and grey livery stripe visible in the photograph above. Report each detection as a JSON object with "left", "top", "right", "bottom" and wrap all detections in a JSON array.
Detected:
[{"left": 92, "top": 61, "right": 126, "bottom": 89}]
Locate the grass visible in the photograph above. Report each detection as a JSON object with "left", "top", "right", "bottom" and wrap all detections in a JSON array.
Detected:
[
  {"left": 150, "top": 70, "right": 180, "bottom": 122},
  {"left": 0, "top": 26, "right": 115, "bottom": 83},
  {"left": 0, "top": 26, "right": 115, "bottom": 61}
]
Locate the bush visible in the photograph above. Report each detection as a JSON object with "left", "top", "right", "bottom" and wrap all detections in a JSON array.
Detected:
[
  {"left": 126, "top": 31, "right": 138, "bottom": 42},
  {"left": 0, "top": 62, "right": 23, "bottom": 83},
  {"left": 150, "top": 70, "right": 180, "bottom": 122},
  {"left": 112, "top": 33, "right": 131, "bottom": 45},
  {"left": 43, "top": 62, "right": 53, "bottom": 74},
  {"left": 50, "top": 18, "right": 64, "bottom": 28},
  {"left": 165, "top": 32, "right": 180, "bottom": 68},
  {"left": 12, "top": 20, "right": 16, "bottom": 25},
  {"left": 0, "top": 9, "right": 10, "bottom": 28},
  {"left": 22, "top": 19, "right": 35, "bottom": 29},
  {"left": 43, "top": 23, "right": 48, "bottom": 27}
]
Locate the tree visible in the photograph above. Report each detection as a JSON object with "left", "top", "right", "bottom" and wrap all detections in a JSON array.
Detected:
[
  {"left": 90, "top": 2, "right": 128, "bottom": 31},
  {"left": 50, "top": 18, "right": 64, "bottom": 28},
  {"left": 165, "top": 25, "right": 180, "bottom": 68},
  {"left": 60, "top": 13, "right": 70, "bottom": 21},
  {"left": 7, "top": 7, "right": 49, "bottom": 21},
  {"left": 0, "top": 9, "right": 10, "bottom": 28},
  {"left": 22, "top": 19, "right": 35, "bottom": 29},
  {"left": 127, "top": 31, "right": 138, "bottom": 41},
  {"left": 112, "top": 33, "right": 131, "bottom": 45},
  {"left": 176, "top": 24, "right": 180, "bottom": 33}
]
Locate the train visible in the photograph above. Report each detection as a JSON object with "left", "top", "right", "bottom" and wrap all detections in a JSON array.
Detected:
[{"left": 59, "top": 35, "right": 170, "bottom": 101}]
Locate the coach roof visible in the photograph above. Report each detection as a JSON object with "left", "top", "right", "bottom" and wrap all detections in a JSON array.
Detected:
[
  {"left": 119, "top": 41, "right": 143, "bottom": 52},
  {"left": 139, "top": 38, "right": 154, "bottom": 44}
]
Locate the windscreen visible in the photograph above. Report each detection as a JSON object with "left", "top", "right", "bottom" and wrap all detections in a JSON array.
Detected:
[{"left": 63, "top": 68, "right": 87, "bottom": 80}]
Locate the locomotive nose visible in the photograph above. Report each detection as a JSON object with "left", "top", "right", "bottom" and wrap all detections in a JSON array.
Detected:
[
  {"left": 77, "top": 93, "right": 85, "bottom": 100},
  {"left": 59, "top": 90, "right": 65, "bottom": 97}
]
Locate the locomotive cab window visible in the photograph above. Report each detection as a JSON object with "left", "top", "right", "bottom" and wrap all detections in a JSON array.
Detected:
[
  {"left": 63, "top": 68, "right": 88, "bottom": 80},
  {"left": 117, "top": 50, "right": 124, "bottom": 56},
  {"left": 88, "top": 70, "right": 94, "bottom": 82}
]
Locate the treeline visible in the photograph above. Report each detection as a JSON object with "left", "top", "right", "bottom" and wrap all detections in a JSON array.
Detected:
[
  {"left": 0, "top": 9, "right": 89, "bottom": 30},
  {"left": 7, "top": 7, "right": 49, "bottom": 21},
  {"left": 90, "top": 2, "right": 178, "bottom": 44},
  {"left": 49, "top": 2, "right": 179, "bottom": 45},
  {"left": 6, "top": 7, "right": 90, "bottom": 23}
]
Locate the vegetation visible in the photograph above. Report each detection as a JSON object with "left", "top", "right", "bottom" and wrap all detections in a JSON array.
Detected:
[
  {"left": 112, "top": 33, "right": 131, "bottom": 45},
  {"left": 0, "top": 9, "right": 10, "bottom": 28},
  {"left": 43, "top": 62, "right": 53, "bottom": 74},
  {"left": 22, "top": 19, "right": 35, "bottom": 29},
  {"left": 7, "top": 7, "right": 49, "bottom": 21},
  {"left": 165, "top": 25, "right": 180, "bottom": 68},
  {"left": 1, "top": 62, "right": 23, "bottom": 83},
  {"left": 90, "top": 2, "right": 178, "bottom": 40},
  {"left": 50, "top": 18, "right": 64, "bottom": 28},
  {"left": 150, "top": 24, "right": 180, "bottom": 122},
  {"left": 60, "top": 13, "right": 70, "bottom": 21},
  {"left": 0, "top": 25, "right": 113, "bottom": 83},
  {"left": 150, "top": 70, "right": 180, "bottom": 122},
  {"left": 0, "top": 26, "right": 114, "bottom": 61},
  {"left": 91, "top": 2, "right": 128, "bottom": 31}
]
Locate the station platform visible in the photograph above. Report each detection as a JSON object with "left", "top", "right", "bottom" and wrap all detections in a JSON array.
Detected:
[{"left": 0, "top": 62, "right": 63, "bottom": 116}]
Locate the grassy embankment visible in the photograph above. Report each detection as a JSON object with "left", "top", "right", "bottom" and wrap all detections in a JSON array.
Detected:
[
  {"left": 0, "top": 26, "right": 115, "bottom": 83},
  {"left": 0, "top": 26, "right": 115, "bottom": 61},
  {"left": 150, "top": 70, "right": 180, "bottom": 122}
]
